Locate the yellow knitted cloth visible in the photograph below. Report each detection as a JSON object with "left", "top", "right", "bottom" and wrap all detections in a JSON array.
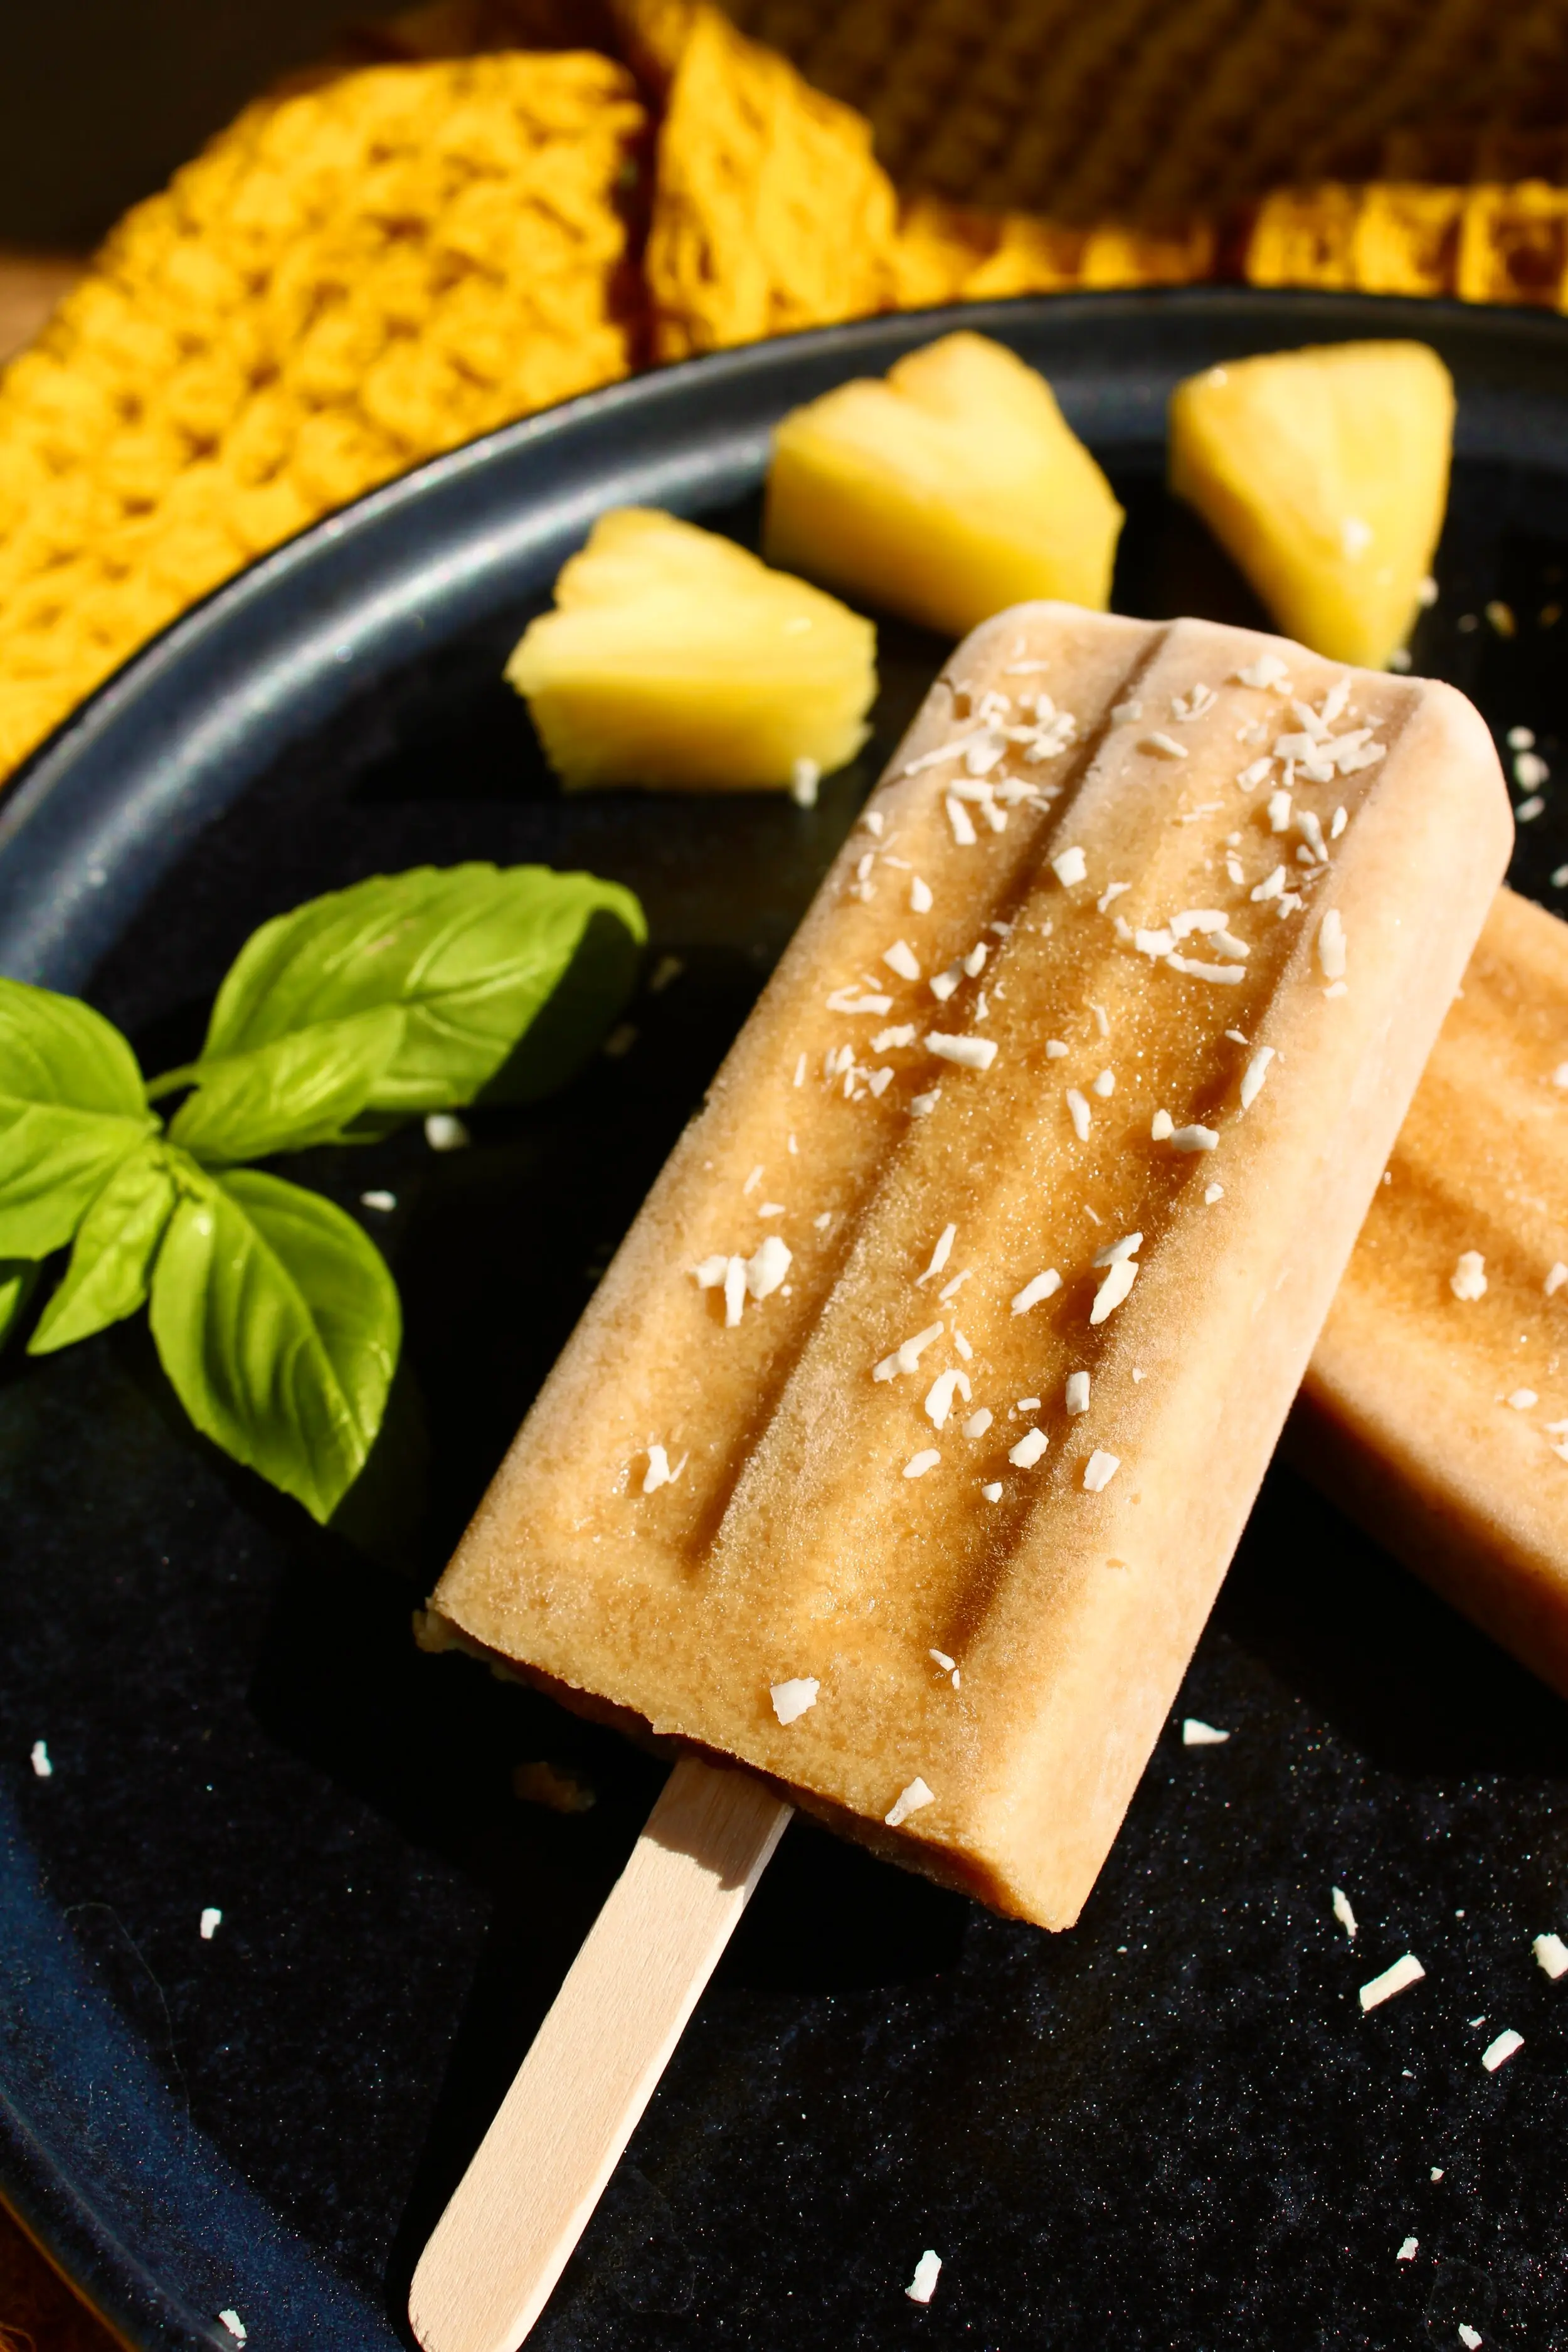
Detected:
[{"left": 2, "top": 0, "right": 1567, "bottom": 788}]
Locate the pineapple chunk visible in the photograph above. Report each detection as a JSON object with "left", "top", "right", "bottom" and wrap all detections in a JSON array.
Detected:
[
  {"left": 1168, "top": 341, "right": 1454, "bottom": 670},
  {"left": 763, "top": 331, "right": 1123, "bottom": 637},
  {"left": 506, "top": 507, "right": 876, "bottom": 792}
]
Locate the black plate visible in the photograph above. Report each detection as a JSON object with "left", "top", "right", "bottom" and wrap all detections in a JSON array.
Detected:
[{"left": 3, "top": 290, "right": 1567, "bottom": 2352}]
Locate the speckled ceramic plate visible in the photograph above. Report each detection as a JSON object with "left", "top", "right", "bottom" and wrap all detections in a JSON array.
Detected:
[{"left": 2, "top": 290, "right": 1567, "bottom": 2352}]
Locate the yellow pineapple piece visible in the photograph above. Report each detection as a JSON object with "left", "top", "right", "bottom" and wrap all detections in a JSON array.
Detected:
[
  {"left": 505, "top": 507, "right": 877, "bottom": 792},
  {"left": 762, "top": 331, "right": 1123, "bottom": 638},
  {"left": 1168, "top": 341, "right": 1454, "bottom": 670}
]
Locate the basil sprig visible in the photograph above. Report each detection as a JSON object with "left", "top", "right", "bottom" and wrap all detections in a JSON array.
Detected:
[{"left": 0, "top": 862, "right": 645, "bottom": 1520}]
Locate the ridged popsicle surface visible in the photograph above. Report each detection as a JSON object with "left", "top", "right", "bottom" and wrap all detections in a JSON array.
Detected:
[{"left": 434, "top": 600, "right": 1510, "bottom": 1927}]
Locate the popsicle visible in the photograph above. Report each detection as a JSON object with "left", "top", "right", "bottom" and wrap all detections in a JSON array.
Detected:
[
  {"left": 429, "top": 603, "right": 1509, "bottom": 1929},
  {"left": 1296, "top": 884, "right": 1568, "bottom": 1693},
  {"left": 411, "top": 601, "right": 1509, "bottom": 2351}
]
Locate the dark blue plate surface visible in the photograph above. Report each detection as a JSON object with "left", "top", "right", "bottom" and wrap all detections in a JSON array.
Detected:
[{"left": 3, "top": 291, "right": 1567, "bottom": 2352}]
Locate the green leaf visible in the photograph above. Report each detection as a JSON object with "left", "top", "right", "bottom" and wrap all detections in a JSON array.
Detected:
[
  {"left": 170, "top": 864, "right": 645, "bottom": 1140},
  {"left": 0, "top": 1260, "right": 38, "bottom": 1349},
  {"left": 148, "top": 1164, "right": 400, "bottom": 1522},
  {"left": 166, "top": 1005, "right": 403, "bottom": 1165},
  {"left": 28, "top": 1142, "right": 178, "bottom": 1355},
  {"left": 0, "top": 978, "right": 158, "bottom": 1256}
]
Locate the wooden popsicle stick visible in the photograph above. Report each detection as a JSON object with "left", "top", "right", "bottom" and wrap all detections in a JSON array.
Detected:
[{"left": 409, "top": 1757, "right": 792, "bottom": 2352}]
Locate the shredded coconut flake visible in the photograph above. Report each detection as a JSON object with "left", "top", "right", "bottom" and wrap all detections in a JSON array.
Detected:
[
  {"left": 1012, "top": 1269, "right": 1062, "bottom": 1314},
  {"left": 903, "top": 1449, "right": 941, "bottom": 1481},
  {"left": 1171, "top": 1125, "right": 1219, "bottom": 1153},
  {"left": 945, "top": 795, "right": 978, "bottom": 846},
  {"left": 982, "top": 1481, "right": 1003, "bottom": 1501},
  {"left": 1009, "top": 1427, "right": 1049, "bottom": 1468},
  {"left": 1094, "top": 1231, "right": 1143, "bottom": 1267},
  {"left": 1481, "top": 2027, "right": 1523, "bottom": 2072},
  {"left": 770, "top": 1676, "right": 819, "bottom": 1725},
  {"left": 911, "top": 1089, "right": 941, "bottom": 1116},
  {"left": 746, "top": 1236, "right": 792, "bottom": 1300},
  {"left": 963, "top": 1407, "right": 993, "bottom": 1438},
  {"left": 927, "top": 1032, "right": 997, "bottom": 1071},
  {"left": 872, "top": 1024, "right": 917, "bottom": 1052},
  {"left": 1359, "top": 1952, "right": 1425, "bottom": 2011},
  {"left": 1534, "top": 1931, "right": 1568, "bottom": 1978},
  {"left": 1083, "top": 1449, "right": 1120, "bottom": 1491},
  {"left": 886, "top": 1776, "right": 935, "bottom": 1827},
  {"left": 917, "top": 1224, "right": 957, "bottom": 1285},
  {"left": 1239, "top": 1046, "right": 1275, "bottom": 1110},
  {"left": 1066, "top": 1088, "right": 1091, "bottom": 1141},
  {"left": 1052, "top": 845, "right": 1088, "bottom": 887},
  {"left": 1166, "top": 953, "right": 1244, "bottom": 984},
  {"left": 1066, "top": 1371, "right": 1091, "bottom": 1416},
  {"left": 1234, "top": 654, "right": 1291, "bottom": 691},
  {"left": 1451, "top": 1251, "right": 1488, "bottom": 1302},
  {"left": 218, "top": 2314, "right": 247, "bottom": 2346},
  {"left": 1333, "top": 1887, "right": 1358, "bottom": 1939},
  {"left": 1396, "top": 2238, "right": 1418, "bottom": 2263},
  {"left": 1182, "top": 1718, "right": 1229, "bottom": 1745},
  {"left": 826, "top": 988, "right": 893, "bottom": 1016},
  {"left": 1317, "top": 908, "right": 1347, "bottom": 981},
  {"left": 1545, "top": 1262, "right": 1568, "bottom": 1297},
  {"left": 201, "top": 1906, "right": 222, "bottom": 1939},
  {"left": 874, "top": 1321, "right": 945, "bottom": 1382},
  {"left": 1151, "top": 1110, "right": 1174, "bottom": 1141},
  {"left": 29, "top": 1739, "right": 51, "bottom": 1779},
  {"left": 1142, "top": 732, "right": 1189, "bottom": 760},
  {"left": 882, "top": 940, "right": 921, "bottom": 982},
  {"left": 924, "top": 1368, "right": 972, "bottom": 1429},
  {"left": 642, "top": 1444, "right": 687, "bottom": 1494},
  {"left": 1204, "top": 1182, "right": 1224, "bottom": 1204}
]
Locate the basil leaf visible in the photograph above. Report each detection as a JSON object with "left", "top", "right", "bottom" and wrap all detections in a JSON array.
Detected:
[
  {"left": 28, "top": 1142, "right": 178, "bottom": 1356},
  {"left": 148, "top": 1165, "right": 400, "bottom": 1522},
  {"left": 167, "top": 1005, "right": 403, "bottom": 1165},
  {"left": 0, "top": 978, "right": 157, "bottom": 1256},
  {"left": 0, "top": 1260, "right": 38, "bottom": 1349},
  {"left": 183, "top": 864, "right": 645, "bottom": 1125}
]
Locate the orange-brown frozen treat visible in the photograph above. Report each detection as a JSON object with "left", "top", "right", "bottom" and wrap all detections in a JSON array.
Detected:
[
  {"left": 430, "top": 605, "right": 1510, "bottom": 1931},
  {"left": 1296, "top": 886, "right": 1568, "bottom": 1694}
]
